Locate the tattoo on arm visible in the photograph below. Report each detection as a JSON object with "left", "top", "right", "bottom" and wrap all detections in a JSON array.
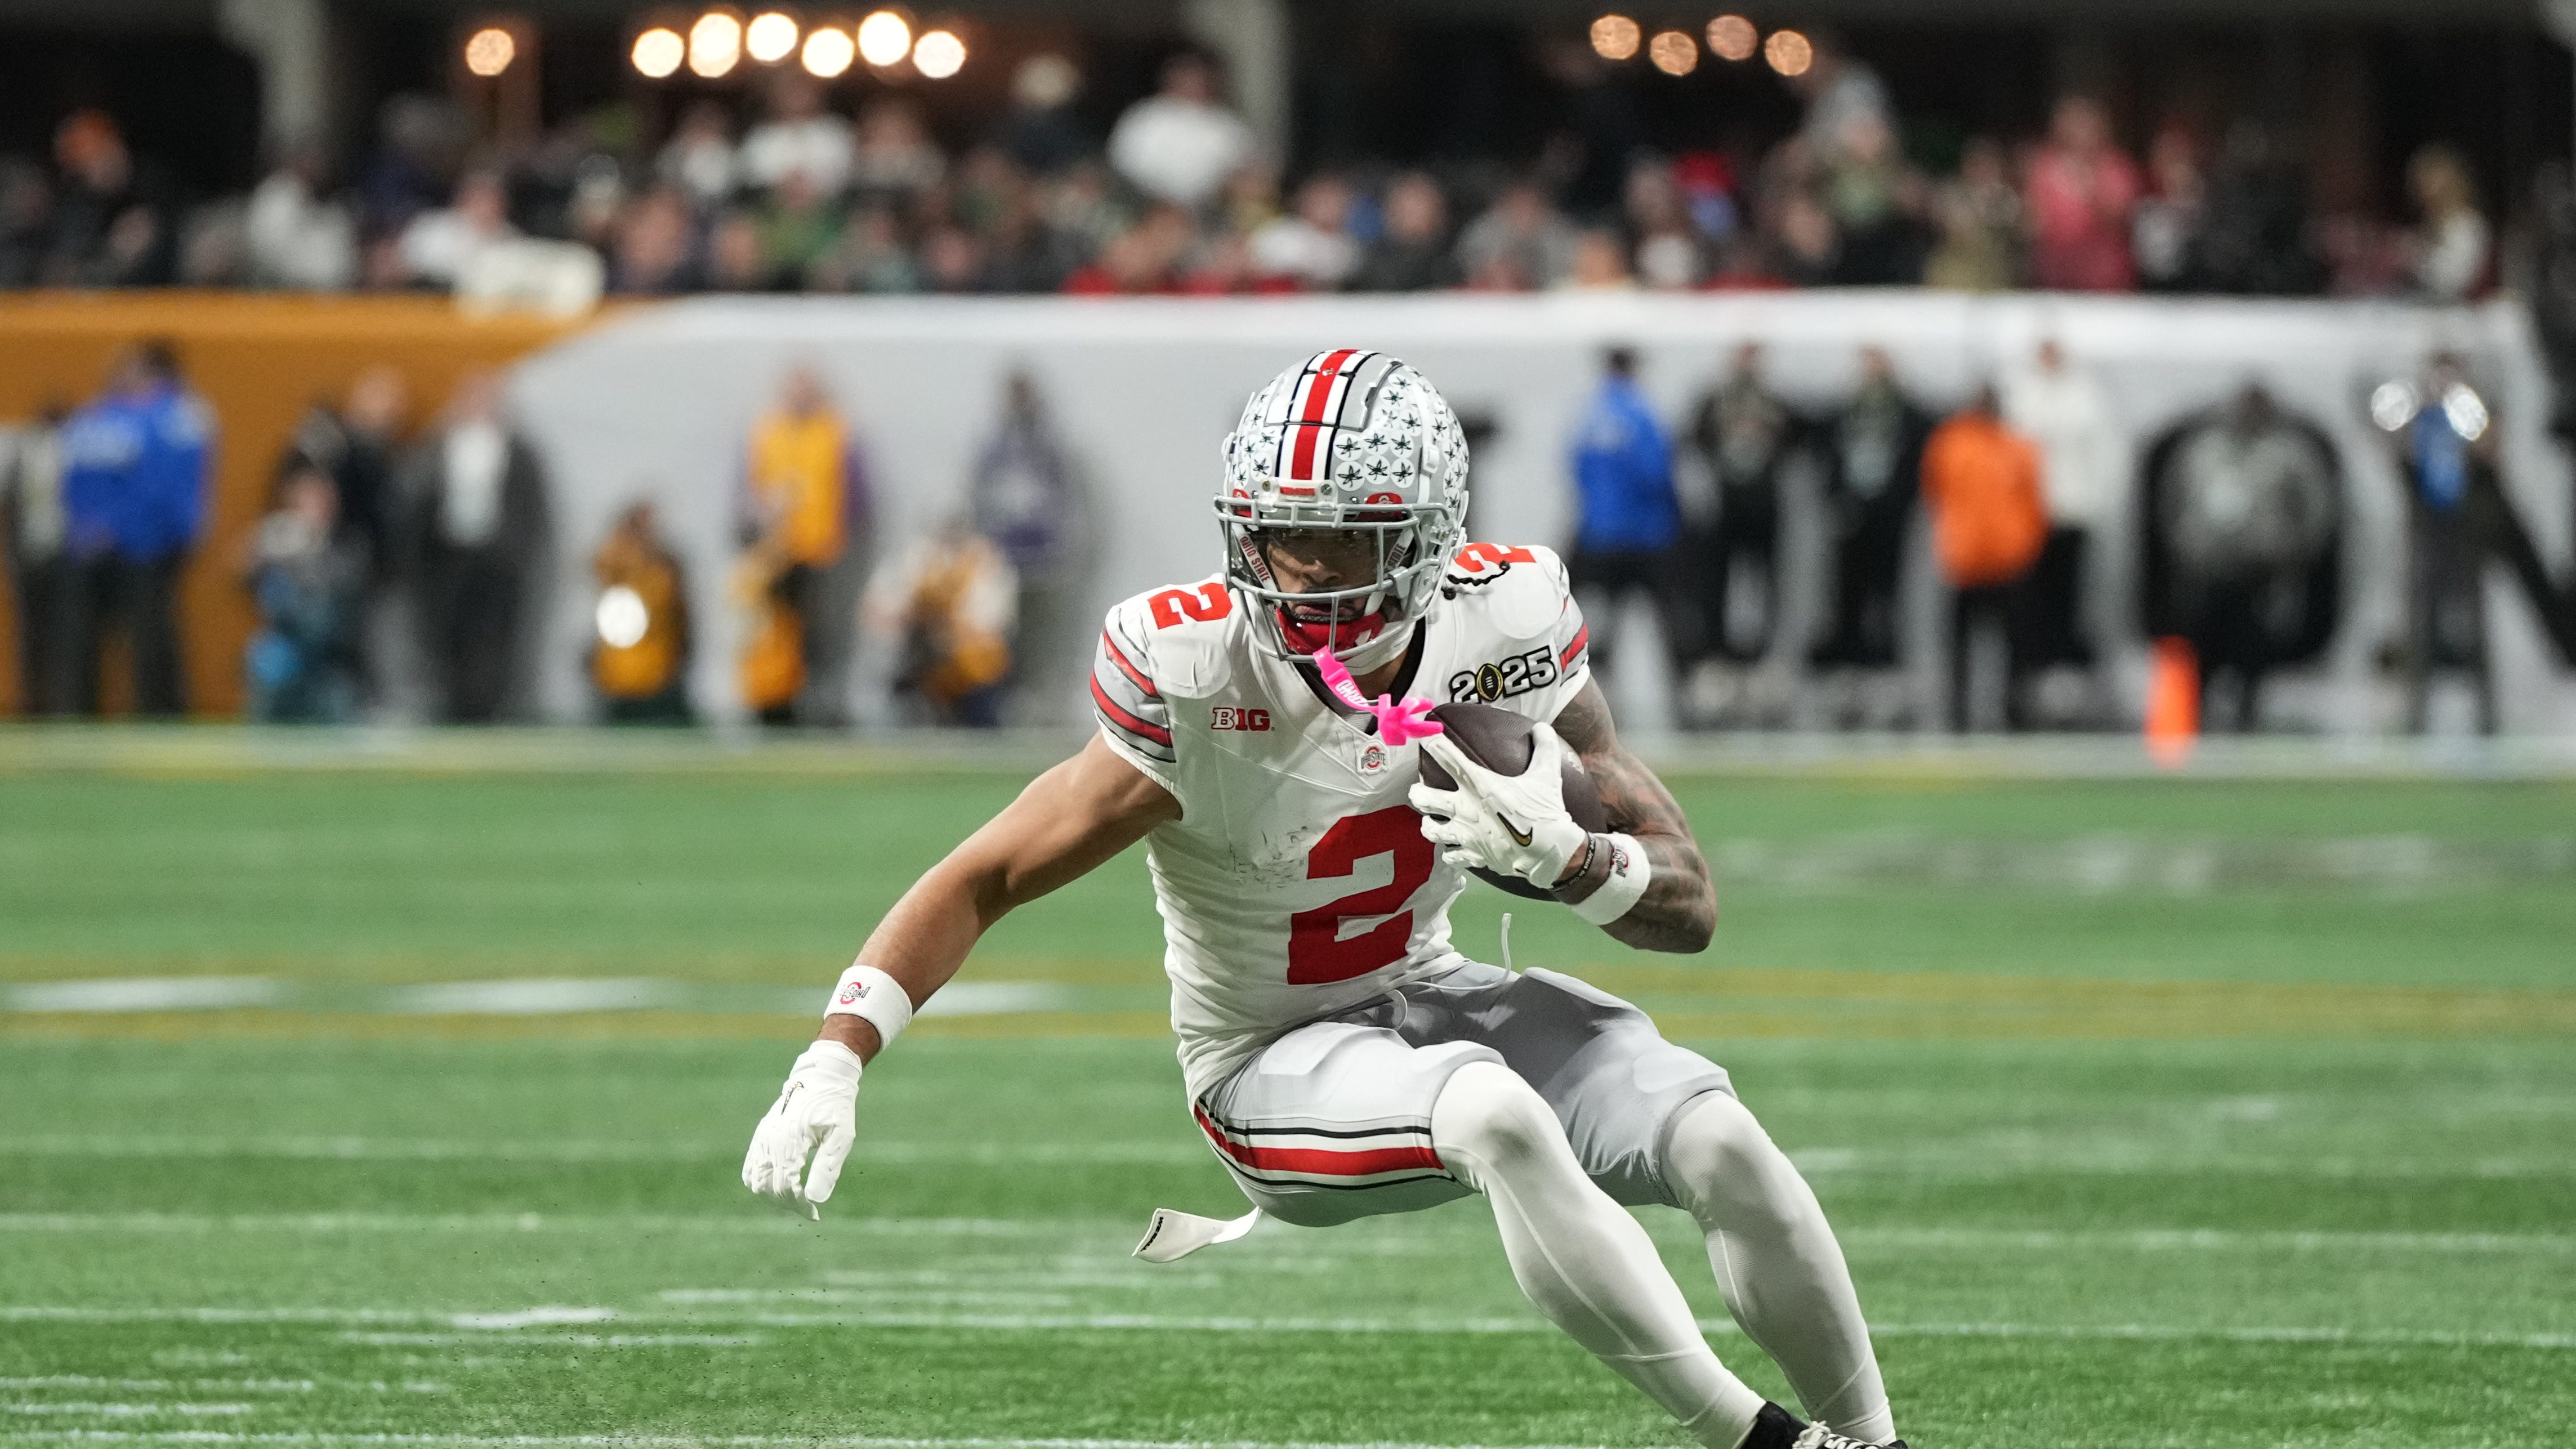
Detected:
[{"left": 1547, "top": 679, "right": 1716, "bottom": 952}]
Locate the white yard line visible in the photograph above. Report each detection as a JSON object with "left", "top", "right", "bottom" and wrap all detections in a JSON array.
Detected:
[
  {"left": 380, "top": 981, "right": 695, "bottom": 1016},
  {"left": 6, "top": 1212, "right": 2574, "bottom": 1257},
  {"left": 0, "top": 1138, "right": 1204, "bottom": 1165},
  {"left": 5, "top": 1304, "right": 2570, "bottom": 1350},
  {"left": 0, "top": 1437, "right": 1617, "bottom": 1449},
  {"left": 0, "top": 980, "right": 1077, "bottom": 1018},
  {"left": 0, "top": 978, "right": 282, "bottom": 1013},
  {"left": 1845, "top": 1226, "right": 2576, "bottom": 1255},
  {"left": 0, "top": 1380, "right": 444, "bottom": 1396},
  {"left": 10, "top": 1138, "right": 2570, "bottom": 1178},
  {"left": 0, "top": 1214, "right": 1092, "bottom": 1235},
  {"left": 336, "top": 1334, "right": 761, "bottom": 1348},
  {"left": 4, "top": 1405, "right": 257, "bottom": 1417},
  {"left": 445, "top": 1308, "right": 615, "bottom": 1330}
]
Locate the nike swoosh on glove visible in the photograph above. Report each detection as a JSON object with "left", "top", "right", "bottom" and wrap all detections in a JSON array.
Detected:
[
  {"left": 1408, "top": 724, "right": 1588, "bottom": 889},
  {"left": 742, "top": 1039, "right": 863, "bottom": 1219}
]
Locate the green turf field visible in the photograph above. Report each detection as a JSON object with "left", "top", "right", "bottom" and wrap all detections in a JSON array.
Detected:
[{"left": 3, "top": 743, "right": 2573, "bottom": 1448}]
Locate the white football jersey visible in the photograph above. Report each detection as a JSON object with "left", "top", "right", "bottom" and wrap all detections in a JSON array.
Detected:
[{"left": 1091, "top": 543, "right": 1593, "bottom": 1099}]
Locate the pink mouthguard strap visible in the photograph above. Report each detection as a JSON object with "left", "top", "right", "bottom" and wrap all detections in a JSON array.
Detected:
[{"left": 1314, "top": 647, "right": 1445, "bottom": 746}]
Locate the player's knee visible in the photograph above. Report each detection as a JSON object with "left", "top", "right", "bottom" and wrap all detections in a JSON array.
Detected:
[
  {"left": 1431, "top": 1061, "right": 1569, "bottom": 1190},
  {"left": 1662, "top": 1090, "right": 1791, "bottom": 1222}
]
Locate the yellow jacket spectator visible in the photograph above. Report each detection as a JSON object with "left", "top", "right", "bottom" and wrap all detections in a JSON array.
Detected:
[
  {"left": 737, "top": 364, "right": 873, "bottom": 726},
  {"left": 743, "top": 368, "right": 866, "bottom": 569}
]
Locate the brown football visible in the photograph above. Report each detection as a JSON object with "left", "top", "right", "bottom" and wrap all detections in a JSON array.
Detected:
[{"left": 1417, "top": 701, "right": 1608, "bottom": 900}]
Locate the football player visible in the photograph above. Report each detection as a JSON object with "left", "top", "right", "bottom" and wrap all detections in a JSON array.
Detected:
[{"left": 745, "top": 351, "right": 1903, "bottom": 1449}]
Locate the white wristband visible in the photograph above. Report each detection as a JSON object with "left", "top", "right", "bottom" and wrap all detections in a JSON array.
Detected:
[
  {"left": 1567, "top": 833, "right": 1651, "bottom": 925},
  {"left": 823, "top": 964, "right": 915, "bottom": 1047}
]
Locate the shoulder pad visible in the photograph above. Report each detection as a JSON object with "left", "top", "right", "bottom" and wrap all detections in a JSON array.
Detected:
[
  {"left": 1440, "top": 543, "right": 1568, "bottom": 642},
  {"left": 1107, "top": 577, "right": 1238, "bottom": 699}
]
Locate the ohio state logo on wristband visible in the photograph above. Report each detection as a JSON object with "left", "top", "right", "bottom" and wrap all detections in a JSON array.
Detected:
[{"left": 824, "top": 964, "right": 914, "bottom": 1046}]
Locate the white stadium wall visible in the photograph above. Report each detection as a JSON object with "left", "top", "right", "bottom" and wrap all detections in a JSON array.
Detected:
[{"left": 505, "top": 293, "right": 2576, "bottom": 733}]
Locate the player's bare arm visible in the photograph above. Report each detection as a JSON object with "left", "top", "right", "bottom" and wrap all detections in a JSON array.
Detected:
[
  {"left": 819, "top": 733, "right": 1178, "bottom": 1063},
  {"left": 1544, "top": 676, "right": 1717, "bottom": 953},
  {"left": 743, "top": 734, "right": 1175, "bottom": 1213}
]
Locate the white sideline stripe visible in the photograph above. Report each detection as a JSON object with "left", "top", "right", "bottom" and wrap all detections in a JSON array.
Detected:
[{"left": 5, "top": 1304, "right": 2571, "bottom": 1350}]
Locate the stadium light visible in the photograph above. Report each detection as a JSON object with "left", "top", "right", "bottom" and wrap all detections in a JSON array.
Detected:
[
  {"left": 913, "top": 29, "right": 965, "bottom": 79},
  {"left": 856, "top": 10, "right": 912, "bottom": 67},
  {"left": 1706, "top": 15, "right": 1757, "bottom": 62},
  {"left": 745, "top": 11, "right": 800, "bottom": 63},
  {"left": 632, "top": 26, "right": 685, "bottom": 77},
  {"left": 1648, "top": 30, "right": 1697, "bottom": 75},
  {"left": 462, "top": 26, "right": 516, "bottom": 77},
  {"left": 1588, "top": 15, "right": 1640, "bottom": 61},
  {"left": 689, "top": 11, "right": 744, "bottom": 77},
  {"left": 1764, "top": 28, "right": 1813, "bottom": 77},
  {"left": 801, "top": 25, "right": 856, "bottom": 77}
]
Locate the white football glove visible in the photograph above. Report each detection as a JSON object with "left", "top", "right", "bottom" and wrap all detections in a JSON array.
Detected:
[
  {"left": 742, "top": 1040, "right": 863, "bottom": 1219},
  {"left": 1409, "top": 724, "right": 1590, "bottom": 890}
]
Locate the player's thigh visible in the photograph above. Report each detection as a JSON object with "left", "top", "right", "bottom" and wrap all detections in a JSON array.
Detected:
[
  {"left": 1401, "top": 962, "right": 1736, "bottom": 1209},
  {"left": 1195, "top": 1021, "right": 1495, "bottom": 1228}
]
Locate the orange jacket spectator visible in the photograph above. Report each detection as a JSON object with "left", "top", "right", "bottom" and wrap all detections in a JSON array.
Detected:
[{"left": 1922, "top": 401, "right": 2050, "bottom": 588}]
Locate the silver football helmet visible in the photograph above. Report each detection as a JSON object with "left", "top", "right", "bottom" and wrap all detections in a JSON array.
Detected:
[{"left": 1215, "top": 350, "right": 1471, "bottom": 674}]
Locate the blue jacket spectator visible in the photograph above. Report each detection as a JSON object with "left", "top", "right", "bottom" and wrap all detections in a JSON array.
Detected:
[
  {"left": 1570, "top": 352, "right": 1679, "bottom": 553},
  {"left": 1563, "top": 347, "right": 1693, "bottom": 701},
  {"left": 55, "top": 341, "right": 211, "bottom": 716},
  {"left": 61, "top": 355, "right": 211, "bottom": 564}
]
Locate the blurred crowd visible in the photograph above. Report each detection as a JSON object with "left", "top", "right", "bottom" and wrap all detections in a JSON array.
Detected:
[
  {"left": 1561, "top": 342, "right": 2576, "bottom": 734},
  {"left": 0, "top": 38, "right": 2511, "bottom": 303},
  {"left": 0, "top": 345, "right": 1091, "bottom": 730},
  {"left": 6, "top": 332, "right": 2571, "bottom": 733}
]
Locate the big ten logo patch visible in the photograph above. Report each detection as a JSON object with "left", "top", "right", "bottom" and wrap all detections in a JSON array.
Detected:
[
  {"left": 1211, "top": 706, "right": 1272, "bottom": 732},
  {"left": 1448, "top": 645, "right": 1559, "bottom": 704}
]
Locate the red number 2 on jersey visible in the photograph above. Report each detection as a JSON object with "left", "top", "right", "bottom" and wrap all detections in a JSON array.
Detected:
[
  {"left": 1449, "top": 542, "right": 1537, "bottom": 576},
  {"left": 1287, "top": 806, "right": 1436, "bottom": 985},
  {"left": 1149, "top": 582, "right": 1233, "bottom": 629}
]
